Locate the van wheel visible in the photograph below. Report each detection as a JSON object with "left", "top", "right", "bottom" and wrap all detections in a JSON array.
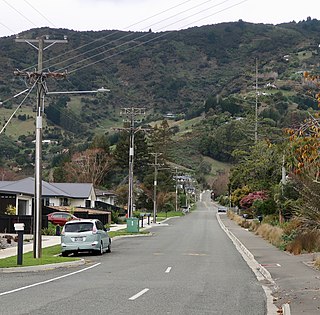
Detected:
[{"left": 61, "top": 251, "right": 69, "bottom": 257}]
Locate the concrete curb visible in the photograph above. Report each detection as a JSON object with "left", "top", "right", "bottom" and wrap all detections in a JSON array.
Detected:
[
  {"left": 282, "top": 303, "right": 291, "bottom": 315},
  {"left": 0, "top": 218, "right": 171, "bottom": 272},
  {"left": 216, "top": 214, "right": 273, "bottom": 281},
  {"left": 0, "top": 258, "right": 86, "bottom": 273},
  {"left": 216, "top": 213, "right": 282, "bottom": 315}
]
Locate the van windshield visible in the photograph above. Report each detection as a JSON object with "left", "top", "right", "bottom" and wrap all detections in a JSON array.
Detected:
[{"left": 65, "top": 222, "right": 93, "bottom": 233}]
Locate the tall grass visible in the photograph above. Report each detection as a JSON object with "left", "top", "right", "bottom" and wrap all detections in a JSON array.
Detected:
[
  {"left": 254, "top": 224, "right": 284, "bottom": 248},
  {"left": 285, "top": 230, "right": 320, "bottom": 255},
  {"left": 228, "top": 211, "right": 320, "bottom": 254}
]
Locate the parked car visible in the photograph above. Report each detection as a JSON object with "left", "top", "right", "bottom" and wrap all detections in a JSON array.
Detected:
[
  {"left": 47, "top": 212, "right": 78, "bottom": 226},
  {"left": 61, "top": 219, "right": 111, "bottom": 257},
  {"left": 217, "top": 206, "right": 227, "bottom": 213}
]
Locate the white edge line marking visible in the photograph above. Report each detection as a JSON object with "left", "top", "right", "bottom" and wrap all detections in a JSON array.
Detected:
[
  {"left": 129, "top": 288, "right": 149, "bottom": 300},
  {"left": 165, "top": 267, "right": 172, "bottom": 273},
  {"left": 0, "top": 263, "right": 101, "bottom": 297},
  {"left": 216, "top": 213, "right": 278, "bottom": 315}
]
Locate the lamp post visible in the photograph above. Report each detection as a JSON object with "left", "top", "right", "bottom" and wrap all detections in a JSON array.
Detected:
[{"left": 15, "top": 35, "right": 109, "bottom": 258}]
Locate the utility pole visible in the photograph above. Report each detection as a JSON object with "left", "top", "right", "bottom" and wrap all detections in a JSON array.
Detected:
[
  {"left": 15, "top": 36, "right": 67, "bottom": 258},
  {"left": 254, "top": 58, "right": 259, "bottom": 144},
  {"left": 150, "top": 153, "right": 162, "bottom": 223},
  {"left": 175, "top": 167, "right": 178, "bottom": 212},
  {"left": 119, "top": 107, "right": 146, "bottom": 218}
]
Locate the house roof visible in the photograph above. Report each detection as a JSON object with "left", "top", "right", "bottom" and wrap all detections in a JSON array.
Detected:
[
  {"left": 51, "top": 183, "right": 94, "bottom": 199},
  {"left": 95, "top": 189, "right": 116, "bottom": 197},
  {"left": 0, "top": 178, "right": 94, "bottom": 199}
]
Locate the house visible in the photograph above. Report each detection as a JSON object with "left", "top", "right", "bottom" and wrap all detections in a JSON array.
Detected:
[
  {"left": 0, "top": 177, "right": 97, "bottom": 215},
  {"left": 95, "top": 189, "right": 116, "bottom": 206}
]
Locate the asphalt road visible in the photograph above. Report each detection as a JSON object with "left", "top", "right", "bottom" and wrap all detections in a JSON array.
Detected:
[{"left": 0, "top": 194, "right": 267, "bottom": 315}]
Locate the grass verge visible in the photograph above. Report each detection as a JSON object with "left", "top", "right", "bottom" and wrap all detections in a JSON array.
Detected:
[
  {"left": 157, "top": 211, "right": 185, "bottom": 220},
  {"left": 0, "top": 227, "right": 154, "bottom": 268},
  {"left": 0, "top": 245, "right": 78, "bottom": 268},
  {"left": 109, "top": 229, "right": 150, "bottom": 238}
]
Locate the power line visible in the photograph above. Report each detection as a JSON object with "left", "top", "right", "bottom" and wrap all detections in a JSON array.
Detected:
[
  {"left": 0, "top": 88, "right": 30, "bottom": 105},
  {"left": 0, "top": 21, "right": 16, "bottom": 34},
  {"left": 62, "top": 0, "right": 248, "bottom": 75},
  {"left": 0, "top": 83, "right": 37, "bottom": 135},
  {"left": 22, "top": 0, "right": 197, "bottom": 72},
  {"left": 2, "top": 0, "right": 38, "bottom": 28},
  {"left": 23, "top": 0, "right": 246, "bottom": 75},
  {"left": 22, "top": 0, "right": 57, "bottom": 28},
  {"left": 40, "top": 0, "right": 219, "bottom": 72},
  {"left": 2, "top": 0, "right": 250, "bottom": 135}
]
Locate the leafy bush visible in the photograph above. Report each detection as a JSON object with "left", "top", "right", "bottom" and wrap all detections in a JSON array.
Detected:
[
  {"left": 252, "top": 198, "right": 277, "bottom": 216},
  {"left": 5, "top": 205, "right": 16, "bottom": 215},
  {"left": 41, "top": 223, "right": 59, "bottom": 236},
  {"left": 240, "top": 191, "right": 268, "bottom": 209},
  {"left": 217, "top": 195, "right": 229, "bottom": 206}
]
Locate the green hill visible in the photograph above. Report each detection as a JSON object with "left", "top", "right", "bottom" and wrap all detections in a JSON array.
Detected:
[{"left": 1, "top": 18, "right": 320, "bottom": 190}]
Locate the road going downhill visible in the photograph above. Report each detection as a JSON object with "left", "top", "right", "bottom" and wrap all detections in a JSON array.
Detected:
[{"left": 0, "top": 193, "right": 267, "bottom": 314}]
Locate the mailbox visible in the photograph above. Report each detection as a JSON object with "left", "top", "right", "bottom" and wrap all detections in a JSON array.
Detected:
[
  {"left": 14, "top": 223, "right": 25, "bottom": 265},
  {"left": 14, "top": 223, "right": 25, "bottom": 231}
]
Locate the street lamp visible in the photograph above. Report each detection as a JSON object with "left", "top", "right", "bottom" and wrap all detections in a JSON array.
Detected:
[
  {"left": 46, "top": 87, "right": 110, "bottom": 95},
  {"left": 32, "top": 87, "right": 110, "bottom": 258}
]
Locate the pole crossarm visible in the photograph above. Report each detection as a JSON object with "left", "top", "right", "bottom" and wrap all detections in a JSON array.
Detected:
[{"left": 14, "top": 69, "right": 68, "bottom": 81}]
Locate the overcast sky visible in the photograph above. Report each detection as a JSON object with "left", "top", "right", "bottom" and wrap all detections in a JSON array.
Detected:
[{"left": 0, "top": 0, "right": 319, "bottom": 37}]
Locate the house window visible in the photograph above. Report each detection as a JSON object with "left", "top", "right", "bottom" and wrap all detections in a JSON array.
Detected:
[{"left": 85, "top": 200, "right": 91, "bottom": 208}]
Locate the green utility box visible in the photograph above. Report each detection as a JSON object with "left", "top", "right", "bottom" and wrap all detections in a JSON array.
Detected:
[{"left": 127, "top": 217, "right": 139, "bottom": 233}]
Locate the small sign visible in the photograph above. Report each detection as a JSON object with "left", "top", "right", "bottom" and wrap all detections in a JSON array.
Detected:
[{"left": 14, "top": 223, "right": 25, "bottom": 231}]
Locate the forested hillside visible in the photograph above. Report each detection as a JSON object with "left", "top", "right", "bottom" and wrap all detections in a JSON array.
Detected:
[{"left": 1, "top": 18, "right": 320, "bottom": 192}]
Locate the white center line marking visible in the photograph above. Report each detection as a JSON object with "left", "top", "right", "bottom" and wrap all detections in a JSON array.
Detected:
[
  {"left": 165, "top": 267, "right": 172, "bottom": 273},
  {"left": 129, "top": 288, "right": 149, "bottom": 300},
  {"left": 0, "top": 263, "right": 101, "bottom": 297},
  {"left": 276, "top": 263, "right": 281, "bottom": 267}
]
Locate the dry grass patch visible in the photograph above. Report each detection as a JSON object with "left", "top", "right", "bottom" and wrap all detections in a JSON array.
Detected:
[
  {"left": 286, "top": 230, "right": 320, "bottom": 255},
  {"left": 227, "top": 211, "right": 245, "bottom": 225},
  {"left": 255, "top": 224, "right": 284, "bottom": 248}
]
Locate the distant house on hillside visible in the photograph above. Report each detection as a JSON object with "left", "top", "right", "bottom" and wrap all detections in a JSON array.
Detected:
[{"left": 163, "top": 113, "right": 177, "bottom": 119}]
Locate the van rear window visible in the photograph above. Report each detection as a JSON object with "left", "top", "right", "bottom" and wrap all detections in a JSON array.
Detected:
[{"left": 65, "top": 222, "right": 93, "bottom": 233}]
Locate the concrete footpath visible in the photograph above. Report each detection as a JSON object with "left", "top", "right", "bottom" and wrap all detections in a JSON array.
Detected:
[{"left": 218, "top": 213, "right": 320, "bottom": 315}]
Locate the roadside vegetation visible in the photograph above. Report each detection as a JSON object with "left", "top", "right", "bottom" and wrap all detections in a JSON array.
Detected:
[
  {"left": 227, "top": 211, "right": 320, "bottom": 257},
  {"left": 0, "top": 245, "right": 78, "bottom": 268},
  {"left": 0, "top": 227, "right": 154, "bottom": 268},
  {"left": 2, "top": 20, "right": 320, "bottom": 268}
]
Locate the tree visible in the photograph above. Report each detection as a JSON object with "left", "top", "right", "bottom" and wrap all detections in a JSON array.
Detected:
[
  {"left": 113, "top": 131, "right": 151, "bottom": 181},
  {"left": 286, "top": 71, "right": 320, "bottom": 181},
  {"left": 230, "top": 141, "right": 283, "bottom": 191},
  {"left": 64, "top": 148, "right": 113, "bottom": 186},
  {"left": 149, "top": 120, "right": 173, "bottom": 159},
  {"left": 90, "top": 134, "right": 110, "bottom": 153},
  {"left": 286, "top": 113, "right": 320, "bottom": 181}
]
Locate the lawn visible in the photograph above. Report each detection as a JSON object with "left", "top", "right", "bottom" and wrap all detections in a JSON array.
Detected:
[
  {"left": 0, "top": 229, "right": 151, "bottom": 268},
  {"left": 0, "top": 245, "right": 79, "bottom": 268}
]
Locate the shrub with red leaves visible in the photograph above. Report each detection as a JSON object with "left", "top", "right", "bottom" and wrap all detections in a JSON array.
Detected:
[{"left": 240, "top": 191, "right": 268, "bottom": 209}]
